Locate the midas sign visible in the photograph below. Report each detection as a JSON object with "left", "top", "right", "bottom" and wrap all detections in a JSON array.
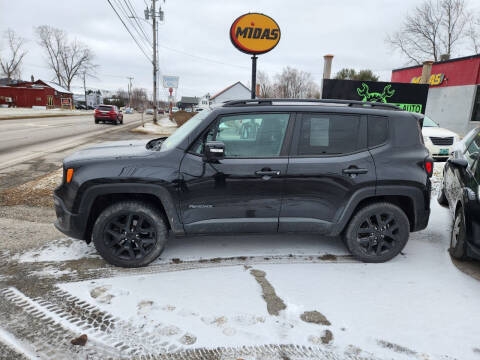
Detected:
[
  {"left": 411, "top": 73, "right": 445, "bottom": 86},
  {"left": 230, "top": 13, "right": 281, "bottom": 55}
]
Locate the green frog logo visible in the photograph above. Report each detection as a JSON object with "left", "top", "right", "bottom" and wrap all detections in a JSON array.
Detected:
[{"left": 357, "top": 83, "right": 395, "bottom": 103}]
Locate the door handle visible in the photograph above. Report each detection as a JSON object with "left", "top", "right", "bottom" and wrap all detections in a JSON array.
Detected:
[
  {"left": 255, "top": 170, "right": 281, "bottom": 176},
  {"left": 342, "top": 168, "right": 368, "bottom": 175}
]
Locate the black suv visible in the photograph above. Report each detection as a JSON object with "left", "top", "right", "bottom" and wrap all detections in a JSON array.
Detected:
[{"left": 54, "top": 99, "right": 432, "bottom": 267}]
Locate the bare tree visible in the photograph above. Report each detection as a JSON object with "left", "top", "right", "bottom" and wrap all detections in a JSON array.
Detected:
[
  {"left": 0, "top": 29, "right": 27, "bottom": 83},
  {"left": 257, "top": 71, "right": 275, "bottom": 98},
  {"left": 467, "top": 17, "right": 480, "bottom": 53},
  {"left": 36, "top": 25, "right": 95, "bottom": 90},
  {"left": 334, "top": 68, "right": 379, "bottom": 81},
  {"left": 387, "top": 0, "right": 471, "bottom": 64},
  {"left": 274, "top": 66, "right": 319, "bottom": 98}
]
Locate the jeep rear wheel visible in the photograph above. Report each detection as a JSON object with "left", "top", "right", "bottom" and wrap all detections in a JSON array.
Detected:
[
  {"left": 92, "top": 201, "right": 167, "bottom": 267},
  {"left": 344, "top": 202, "right": 409, "bottom": 263}
]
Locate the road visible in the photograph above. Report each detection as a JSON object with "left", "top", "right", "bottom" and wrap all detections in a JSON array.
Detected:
[{"left": 0, "top": 113, "right": 143, "bottom": 171}]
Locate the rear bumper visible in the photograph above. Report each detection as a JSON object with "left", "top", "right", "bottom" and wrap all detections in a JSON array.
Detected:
[{"left": 53, "top": 195, "right": 87, "bottom": 241}]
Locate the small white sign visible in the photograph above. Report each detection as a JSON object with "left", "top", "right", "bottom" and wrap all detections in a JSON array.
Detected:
[{"left": 162, "top": 76, "right": 179, "bottom": 88}]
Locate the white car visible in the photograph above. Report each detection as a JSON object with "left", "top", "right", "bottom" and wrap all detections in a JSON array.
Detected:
[{"left": 422, "top": 115, "right": 460, "bottom": 160}]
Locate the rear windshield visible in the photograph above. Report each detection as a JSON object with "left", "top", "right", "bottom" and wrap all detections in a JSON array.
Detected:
[{"left": 98, "top": 105, "right": 113, "bottom": 111}]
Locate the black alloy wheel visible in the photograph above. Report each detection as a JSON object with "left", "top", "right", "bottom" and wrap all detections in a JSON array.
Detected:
[
  {"left": 345, "top": 202, "right": 410, "bottom": 263},
  {"left": 104, "top": 212, "right": 156, "bottom": 261},
  {"left": 92, "top": 201, "right": 167, "bottom": 267}
]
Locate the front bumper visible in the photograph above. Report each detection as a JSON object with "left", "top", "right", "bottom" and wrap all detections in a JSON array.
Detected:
[
  {"left": 425, "top": 143, "right": 454, "bottom": 159},
  {"left": 53, "top": 194, "right": 87, "bottom": 241}
]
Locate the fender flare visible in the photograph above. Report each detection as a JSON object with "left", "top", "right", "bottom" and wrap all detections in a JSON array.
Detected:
[{"left": 78, "top": 182, "right": 184, "bottom": 235}]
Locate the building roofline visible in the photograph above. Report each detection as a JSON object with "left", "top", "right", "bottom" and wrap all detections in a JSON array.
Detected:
[
  {"left": 392, "top": 53, "right": 480, "bottom": 72},
  {"left": 210, "top": 81, "right": 250, "bottom": 100}
]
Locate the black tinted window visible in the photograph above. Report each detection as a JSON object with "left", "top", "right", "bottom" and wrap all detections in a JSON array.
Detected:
[
  {"left": 98, "top": 105, "right": 113, "bottom": 111},
  {"left": 298, "top": 114, "right": 362, "bottom": 155},
  {"left": 466, "top": 133, "right": 480, "bottom": 166},
  {"left": 368, "top": 116, "right": 388, "bottom": 147}
]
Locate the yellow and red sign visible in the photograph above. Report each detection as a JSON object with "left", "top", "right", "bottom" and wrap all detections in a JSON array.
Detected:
[
  {"left": 411, "top": 73, "right": 445, "bottom": 86},
  {"left": 230, "top": 13, "right": 281, "bottom": 55}
]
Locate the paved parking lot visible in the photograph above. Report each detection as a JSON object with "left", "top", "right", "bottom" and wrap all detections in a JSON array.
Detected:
[{"left": 0, "top": 121, "right": 479, "bottom": 359}]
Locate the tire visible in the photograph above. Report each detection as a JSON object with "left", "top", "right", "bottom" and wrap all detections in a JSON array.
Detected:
[
  {"left": 115, "top": 117, "right": 119, "bottom": 125},
  {"left": 344, "top": 202, "right": 410, "bottom": 263},
  {"left": 437, "top": 178, "right": 448, "bottom": 206},
  {"left": 92, "top": 201, "right": 168, "bottom": 267},
  {"left": 94, "top": 119, "right": 99, "bottom": 124},
  {"left": 450, "top": 208, "right": 468, "bottom": 260}
]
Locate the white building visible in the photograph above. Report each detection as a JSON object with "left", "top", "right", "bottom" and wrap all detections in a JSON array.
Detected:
[
  {"left": 73, "top": 90, "right": 103, "bottom": 108},
  {"left": 209, "top": 82, "right": 251, "bottom": 105}
]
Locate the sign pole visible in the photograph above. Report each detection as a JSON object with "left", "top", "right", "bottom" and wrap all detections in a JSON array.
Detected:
[{"left": 251, "top": 55, "right": 257, "bottom": 99}]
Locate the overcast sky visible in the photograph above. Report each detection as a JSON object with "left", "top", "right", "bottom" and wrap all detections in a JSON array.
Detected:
[{"left": 1, "top": 0, "right": 479, "bottom": 100}]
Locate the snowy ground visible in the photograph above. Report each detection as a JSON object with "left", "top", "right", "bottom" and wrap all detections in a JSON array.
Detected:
[
  {"left": 1, "top": 162, "right": 479, "bottom": 359},
  {"left": 131, "top": 117, "right": 177, "bottom": 135},
  {"left": 0, "top": 107, "right": 92, "bottom": 119}
]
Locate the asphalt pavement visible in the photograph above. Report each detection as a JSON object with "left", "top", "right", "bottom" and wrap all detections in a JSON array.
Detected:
[{"left": 0, "top": 113, "right": 150, "bottom": 190}]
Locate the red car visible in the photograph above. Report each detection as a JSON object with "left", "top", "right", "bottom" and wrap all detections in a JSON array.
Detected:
[{"left": 94, "top": 105, "right": 123, "bottom": 125}]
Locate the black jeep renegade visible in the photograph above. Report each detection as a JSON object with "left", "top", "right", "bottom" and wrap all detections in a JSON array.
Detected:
[{"left": 54, "top": 99, "right": 432, "bottom": 267}]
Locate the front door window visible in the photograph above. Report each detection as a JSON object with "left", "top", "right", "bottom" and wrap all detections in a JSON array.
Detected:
[{"left": 213, "top": 113, "right": 289, "bottom": 158}]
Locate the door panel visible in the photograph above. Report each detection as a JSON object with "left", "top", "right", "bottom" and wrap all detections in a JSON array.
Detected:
[
  {"left": 280, "top": 112, "right": 376, "bottom": 233},
  {"left": 179, "top": 112, "right": 292, "bottom": 234}
]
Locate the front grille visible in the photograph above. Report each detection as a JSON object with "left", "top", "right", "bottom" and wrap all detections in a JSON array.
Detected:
[{"left": 430, "top": 136, "right": 454, "bottom": 145}]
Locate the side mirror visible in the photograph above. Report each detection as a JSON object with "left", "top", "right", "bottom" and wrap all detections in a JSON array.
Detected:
[
  {"left": 448, "top": 158, "right": 468, "bottom": 168},
  {"left": 203, "top": 141, "right": 225, "bottom": 162}
]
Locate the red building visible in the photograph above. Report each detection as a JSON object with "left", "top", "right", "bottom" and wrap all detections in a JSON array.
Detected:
[
  {"left": 391, "top": 54, "right": 480, "bottom": 135},
  {"left": 0, "top": 80, "right": 73, "bottom": 109}
]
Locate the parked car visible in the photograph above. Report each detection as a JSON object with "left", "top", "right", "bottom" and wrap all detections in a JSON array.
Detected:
[
  {"left": 157, "top": 108, "right": 165, "bottom": 115},
  {"left": 438, "top": 127, "right": 480, "bottom": 260},
  {"left": 124, "top": 107, "right": 134, "bottom": 114},
  {"left": 54, "top": 99, "right": 432, "bottom": 267},
  {"left": 421, "top": 115, "right": 460, "bottom": 160},
  {"left": 94, "top": 105, "right": 123, "bottom": 125},
  {"left": 145, "top": 109, "right": 154, "bottom": 115},
  {"left": 75, "top": 104, "right": 87, "bottom": 110},
  {"left": 172, "top": 107, "right": 179, "bottom": 113}
]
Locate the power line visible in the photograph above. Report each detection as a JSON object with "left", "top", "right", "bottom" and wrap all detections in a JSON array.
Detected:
[
  {"left": 158, "top": 44, "right": 249, "bottom": 70},
  {"left": 124, "top": 0, "right": 152, "bottom": 44},
  {"left": 112, "top": 0, "right": 152, "bottom": 51},
  {"left": 106, "top": 0, "right": 153, "bottom": 63}
]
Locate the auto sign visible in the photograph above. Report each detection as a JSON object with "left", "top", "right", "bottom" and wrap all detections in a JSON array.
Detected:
[{"left": 230, "top": 13, "right": 281, "bottom": 55}]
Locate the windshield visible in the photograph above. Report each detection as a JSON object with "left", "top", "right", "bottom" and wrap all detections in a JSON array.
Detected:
[
  {"left": 160, "top": 110, "right": 211, "bottom": 151},
  {"left": 422, "top": 116, "right": 439, "bottom": 127}
]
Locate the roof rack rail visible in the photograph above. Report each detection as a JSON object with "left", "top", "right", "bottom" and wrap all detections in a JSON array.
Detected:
[{"left": 222, "top": 98, "right": 402, "bottom": 111}]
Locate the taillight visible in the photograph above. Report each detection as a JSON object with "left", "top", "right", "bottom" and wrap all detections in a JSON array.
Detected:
[{"left": 424, "top": 158, "right": 433, "bottom": 178}]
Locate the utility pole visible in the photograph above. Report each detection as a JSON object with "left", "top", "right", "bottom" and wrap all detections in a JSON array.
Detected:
[
  {"left": 82, "top": 71, "right": 87, "bottom": 108},
  {"left": 152, "top": 0, "right": 158, "bottom": 124},
  {"left": 127, "top": 76, "right": 134, "bottom": 108},
  {"left": 145, "top": 0, "right": 164, "bottom": 124}
]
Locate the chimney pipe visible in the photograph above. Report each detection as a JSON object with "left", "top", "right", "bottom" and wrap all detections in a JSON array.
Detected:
[
  {"left": 323, "top": 54, "right": 334, "bottom": 80},
  {"left": 420, "top": 60, "right": 434, "bottom": 85}
]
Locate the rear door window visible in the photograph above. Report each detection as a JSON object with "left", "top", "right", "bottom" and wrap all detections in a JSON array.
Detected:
[
  {"left": 296, "top": 113, "right": 364, "bottom": 155},
  {"left": 98, "top": 105, "right": 113, "bottom": 111}
]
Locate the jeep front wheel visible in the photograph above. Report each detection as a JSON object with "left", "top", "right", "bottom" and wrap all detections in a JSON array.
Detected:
[
  {"left": 92, "top": 201, "right": 167, "bottom": 267},
  {"left": 344, "top": 202, "right": 410, "bottom": 263}
]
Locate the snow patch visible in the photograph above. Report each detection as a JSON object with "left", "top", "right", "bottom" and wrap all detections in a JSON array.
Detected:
[{"left": 14, "top": 238, "right": 99, "bottom": 263}]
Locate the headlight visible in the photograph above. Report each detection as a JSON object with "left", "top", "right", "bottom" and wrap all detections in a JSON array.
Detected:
[
  {"left": 453, "top": 135, "right": 460, "bottom": 143},
  {"left": 423, "top": 136, "right": 431, "bottom": 144}
]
